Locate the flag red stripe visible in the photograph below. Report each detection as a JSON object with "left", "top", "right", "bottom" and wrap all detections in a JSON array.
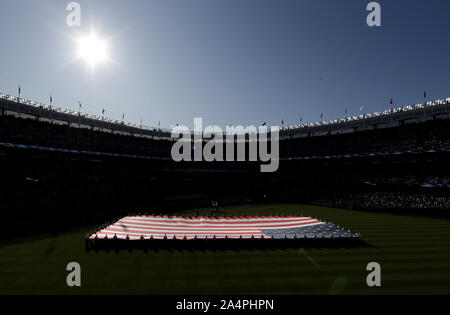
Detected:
[
  {"left": 118, "top": 218, "right": 318, "bottom": 227},
  {"left": 112, "top": 221, "right": 321, "bottom": 232}
]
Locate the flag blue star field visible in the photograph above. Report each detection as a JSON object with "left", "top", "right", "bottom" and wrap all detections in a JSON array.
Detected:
[{"left": 91, "top": 215, "right": 359, "bottom": 240}]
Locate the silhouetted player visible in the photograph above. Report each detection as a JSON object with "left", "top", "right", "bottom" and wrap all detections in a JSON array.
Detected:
[{"left": 211, "top": 201, "right": 219, "bottom": 216}]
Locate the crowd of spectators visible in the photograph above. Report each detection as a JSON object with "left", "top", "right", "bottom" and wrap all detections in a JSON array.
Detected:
[
  {"left": 361, "top": 176, "right": 450, "bottom": 187},
  {"left": 0, "top": 116, "right": 172, "bottom": 157},
  {"left": 330, "top": 191, "right": 449, "bottom": 210},
  {"left": 1, "top": 115, "right": 449, "bottom": 159},
  {"left": 0, "top": 115, "right": 449, "bottom": 237},
  {"left": 282, "top": 119, "right": 450, "bottom": 157}
]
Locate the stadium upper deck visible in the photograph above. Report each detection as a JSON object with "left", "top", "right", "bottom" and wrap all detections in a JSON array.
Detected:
[{"left": 1, "top": 92, "right": 450, "bottom": 140}]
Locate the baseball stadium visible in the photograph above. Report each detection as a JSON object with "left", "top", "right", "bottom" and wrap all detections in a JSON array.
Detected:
[
  {"left": 0, "top": 0, "right": 449, "bottom": 298},
  {"left": 0, "top": 92, "right": 449, "bottom": 295}
]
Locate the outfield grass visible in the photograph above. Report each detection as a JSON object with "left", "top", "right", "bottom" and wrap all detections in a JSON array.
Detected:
[{"left": 0, "top": 204, "right": 449, "bottom": 295}]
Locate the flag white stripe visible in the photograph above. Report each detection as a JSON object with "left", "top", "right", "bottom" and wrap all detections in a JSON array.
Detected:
[
  {"left": 100, "top": 230, "right": 265, "bottom": 237},
  {"left": 116, "top": 219, "right": 321, "bottom": 230}
]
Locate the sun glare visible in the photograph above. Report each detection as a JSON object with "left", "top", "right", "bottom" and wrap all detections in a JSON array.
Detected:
[{"left": 77, "top": 33, "right": 108, "bottom": 67}]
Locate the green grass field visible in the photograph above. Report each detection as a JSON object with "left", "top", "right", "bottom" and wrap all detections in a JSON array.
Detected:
[{"left": 1, "top": 204, "right": 449, "bottom": 295}]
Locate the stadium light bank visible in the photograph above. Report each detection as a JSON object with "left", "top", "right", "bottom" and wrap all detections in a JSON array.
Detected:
[{"left": 170, "top": 118, "right": 280, "bottom": 173}]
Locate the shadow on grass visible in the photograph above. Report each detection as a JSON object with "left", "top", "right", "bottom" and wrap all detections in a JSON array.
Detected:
[{"left": 86, "top": 238, "right": 377, "bottom": 254}]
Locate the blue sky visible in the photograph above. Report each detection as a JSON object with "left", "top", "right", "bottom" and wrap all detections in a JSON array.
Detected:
[{"left": 0, "top": 0, "right": 449, "bottom": 128}]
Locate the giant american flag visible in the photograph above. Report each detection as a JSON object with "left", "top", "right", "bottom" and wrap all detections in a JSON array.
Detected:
[{"left": 91, "top": 215, "right": 356, "bottom": 240}]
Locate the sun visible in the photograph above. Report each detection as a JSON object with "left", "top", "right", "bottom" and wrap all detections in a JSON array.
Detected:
[{"left": 77, "top": 33, "right": 108, "bottom": 67}]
